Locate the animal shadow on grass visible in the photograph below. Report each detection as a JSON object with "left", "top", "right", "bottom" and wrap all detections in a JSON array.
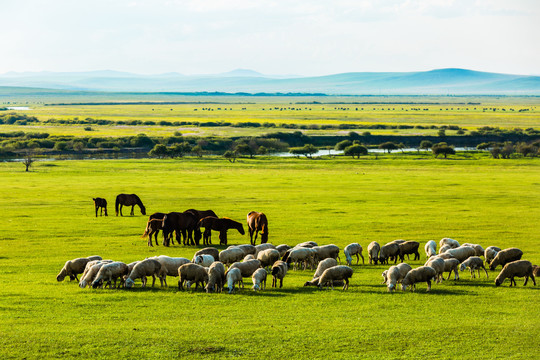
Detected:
[{"left": 359, "top": 283, "right": 472, "bottom": 295}]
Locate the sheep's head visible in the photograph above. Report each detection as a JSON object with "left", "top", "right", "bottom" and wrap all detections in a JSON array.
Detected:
[
  {"left": 459, "top": 263, "right": 466, "bottom": 272},
  {"left": 495, "top": 277, "right": 503, "bottom": 287},
  {"left": 125, "top": 278, "right": 135, "bottom": 288},
  {"left": 91, "top": 279, "right": 102, "bottom": 289},
  {"left": 401, "top": 284, "right": 408, "bottom": 291},
  {"left": 252, "top": 283, "right": 260, "bottom": 291},
  {"left": 56, "top": 269, "right": 67, "bottom": 282},
  {"left": 387, "top": 284, "right": 395, "bottom": 292}
]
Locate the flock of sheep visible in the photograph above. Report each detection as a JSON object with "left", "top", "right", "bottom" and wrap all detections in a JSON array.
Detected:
[{"left": 56, "top": 238, "right": 538, "bottom": 293}]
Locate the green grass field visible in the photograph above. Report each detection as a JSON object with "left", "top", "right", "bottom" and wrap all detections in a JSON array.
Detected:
[{"left": 1, "top": 157, "right": 539, "bottom": 359}]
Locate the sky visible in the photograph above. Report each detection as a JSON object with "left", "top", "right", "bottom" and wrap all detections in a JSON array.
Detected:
[{"left": 1, "top": 0, "right": 539, "bottom": 76}]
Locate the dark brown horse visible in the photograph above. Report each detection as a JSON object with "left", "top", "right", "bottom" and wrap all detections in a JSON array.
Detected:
[
  {"left": 198, "top": 216, "right": 245, "bottom": 246},
  {"left": 141, "top": 212, "right": 166, "bottom": 246},
  {"left": 115, "top": 194, "right": 146, "bottom": 216},
  {"left": 246, "top": 211, "right": 268, "bottom": 245},
  {"left": 93, "top": 197, "right": 108, "bottom": 217},
  {"left": 184, "top": 209, "right": 218, "bottom": 245},
  {"left": 162, "top": 211, "right": 198, "bottom": 246}
]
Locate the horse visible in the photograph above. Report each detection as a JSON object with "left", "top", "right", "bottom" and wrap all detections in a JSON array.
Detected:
[
  {"left": 198, "top": 216, "right": 245, "bottom": 246},
  {"left": 115, "top": 194, "right": 146, "bottom": 216},
  {"left": 141, "top": 212, "right": 166, "bottom": 246},
  {"left": 247, "top": 211, "right": 268, "bottom": 245},
  {"left": 161, "top": 211, "right": 198, "bottom": 246},
  {"left": 93, "top": 198, "right": 108, "bottom": 217},
  {"left": 184, "top": 209, "right": 218, "bottom": 245}
]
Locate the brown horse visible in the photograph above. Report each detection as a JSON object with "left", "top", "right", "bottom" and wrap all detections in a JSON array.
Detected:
[
  {"left": 184, "top": 209, "right": 218, "bottom": 245},
  {"left": 93, "top": 198, "right": 108, "bottom": 217},
  {"left": 162, "top": 211, "right": 198, "bottom": 246},
  {"left": 141, "top": 212, "right": 166, "bottom": 246},
  {"left": 198, "top": 216, "right": 245, "bottom": 246},
  {"left": 247, "top": 211, "right": 268, "bottom": 245},
  {"left": 115, "top": 194, "right": 146, "bottom": 216}
]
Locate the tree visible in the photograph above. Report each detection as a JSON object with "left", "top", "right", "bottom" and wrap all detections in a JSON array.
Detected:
[
  {"left": 235, "top": 143, "right": 254, "bottom": 158},
  {"left": 438, "top": 129, "right": 446, "bottom": 137},
  {"left": 22, "top": 151, "right": 35, "bottom": 172},
  {"left": 169, "top": 142, "right": 191, "bottom": 158},
  {"left": 289, "top": 144, "right": 317, "bottom": 158},
  {"left": 257, "top": 146, "right": 268, "bottom": 155},
  {"left": 431, "top": 142, "right": 455, "bottom": 158},
  {"left": 334, "top": 140, "right": 352, "bottom": 151},
  {"left": 223, "top": 150, "right": 237, "bottom": 163},
  {"left": 148, "top": 144, "right": 168, "bottom": 159},
  {"left": 378, "top": 141, "right": 398, "bottom": 153},
  {"left": 344, "top": 144, "right": 368, "bottom": 159},
  {"left": 419, "top": 140, "right": 433, "bottom": 152},
  {"left": 192, "top": 145, "right": 204, "bottom": 157}
]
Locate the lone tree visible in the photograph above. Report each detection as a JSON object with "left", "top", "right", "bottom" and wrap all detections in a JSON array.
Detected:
[
  {"left": 419, "top": 140, "right": 433, "bottom": 152},
  {"left": 334, "top": 140, "right": 352, "bottom": 151},
  {"left": 378, "top": 141, "right": 398, "bottom": 153},
  {"left": 344, "top": 144, "right": 368, "bottom": 159},
  {"left": 223, "top": 150, "right": 237, "bottom": 163},
  {"left": 22, "top": 151, "right": 35, "bottom": 172},
  {"left": 148, "top": 144, "right": 168, "bottom": 159},
  {"left": 431, "top": 142, "right": 455, "bottom": 158}
]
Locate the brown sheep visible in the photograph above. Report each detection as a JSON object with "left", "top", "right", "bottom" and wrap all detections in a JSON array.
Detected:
[
  {"left": 318, "top": 265, "right": 353, "bottom": 290},
  {"left": 489, "top": 248, "right": 523, "bottom": 271},
  {"left": 401, "top": 266, "right": 437, "bottom": 292},
  {"left": 379, "top": 242, "right": 400, "bottom": 265},
  {"left": 271, "top": 260, "right": 288, "bottom": 288},
  {"left": 125, "top": 259, "right": 162, "bottom": 288},
  {"left": 367, "top": 241, "right": 380, "bottom": 265},
  {"left": 206, "top": 261, "right": 226, "bottom": 293},
  {"left": 398, "top": 241, "right": 420, "bottom": 262},
  {"left": 56, "top": 256, "right": 102, "bottom": 282},
  {"left": 178, "top": 263, "right": 208, "bottom": 291},
  {"left": 495, "top": 260, "right": 536, "bottom": 287}
]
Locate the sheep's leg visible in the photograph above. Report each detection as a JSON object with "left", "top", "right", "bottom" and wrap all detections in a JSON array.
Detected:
[
  {"left": 142, "top": 276, "right": 147, "bottom": 288},
  {"left": 151, "top": 275, "right": 156, "bottom": 287},
  {"left": 426, "top": 280, "right": 431, "bottom": 292},
  {"left": 509, "top": 277, "right": 515, "bottom": 287},
  {"left": 343, "top": 278, "right": 349, "bottom": 290},
  {"left": 482, "top": 266, "right": 488, "bottom": 279},
  {"left": 279, "top": 278, "right": 283, "bottom": 288},
  {"left": 531, "top": 274, "right": 536, "bottom": 286},
  {"left": 523, "top": 276, "right": 529, "bottom": 286},
  {"left": 360, "top": 253, "right": 365, "bottom": 264}
]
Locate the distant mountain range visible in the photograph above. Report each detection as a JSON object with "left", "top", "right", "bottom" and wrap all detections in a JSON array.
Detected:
[{"left": 0, "top": 68, "right": 539, "bottom": 95}]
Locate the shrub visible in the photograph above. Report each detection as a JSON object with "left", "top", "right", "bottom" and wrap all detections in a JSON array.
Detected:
[{"left": 344, "top": 144, "right": 368, "bottom": 158}]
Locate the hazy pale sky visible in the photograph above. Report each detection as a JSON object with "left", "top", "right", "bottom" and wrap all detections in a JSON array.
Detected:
[{"left": 2, "top": 0, "right": 539, "bottom": 76}]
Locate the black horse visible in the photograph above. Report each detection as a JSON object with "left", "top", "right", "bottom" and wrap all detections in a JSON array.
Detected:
[
  {"left": 93, "top": 197, "right": 108, "bottom": 217},
  {"left": 115, "top": 194, "right": 146, "bottom": 216}
]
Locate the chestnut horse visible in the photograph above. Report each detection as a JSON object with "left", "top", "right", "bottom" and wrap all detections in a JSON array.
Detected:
[
  {"left": 247, "top": 211, "right": 268, "bottom": 245},
  {"left": 162, "top": 211, "right": 198, "bottom": 246},
  {"left": 93, "top": 197, "right": 108, "bottom": 217},
  {"left": 184, "top": 209, "right": 218, "bottom": 245},
  {"left": 115, "top": 194, "right": 146, "bottom": 216},
  {"left": 198, "top": 216, "right": 245, "bottom": 246},
  {"left": 141, "top": 212, "right": 166, "bottom": 246}
]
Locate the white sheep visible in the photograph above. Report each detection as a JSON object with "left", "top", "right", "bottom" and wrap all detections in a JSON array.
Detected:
[
  {"left": 424, "top": 240, "right": 437, "bottom": 258},
  {"left": 318, "top": 265, "right": 353, "bottom": 290},
  {"left": 495, "top": 260, "right": 536, "bottom": 287},
  {"left": 367, "top": 241, "right": 380, "bottom": 265},
  {"left": 303, "top": 258, "right": 339, "bottom": 286},
  {"left": 79, "top": 260, "right": 112, "bottom": 288},
  {"left": 285, "top": 247, "right": 317, "bottom": 270},
  {"left": 276, "top": 244, "right": 291, "bottom": 257},
  {"left": 235, "top": 244, "right": 257, "bottom": 256},
  {"left": 313, "top": 244, "right": 340, "bottom": 263},
  {"left": 445, "top": 246, "right": 476, "bottom": 262},
  {"left": 206, "top": 261, "right": 226, "bottom": 293},
  {"left": 401, "top": 266, "right": 437, "bottom": 292},
  {"left": 460, "top": 256, "right": 488, "bottom": 279},
  {"left": 424, "top": 257, "right": 445, "bottom": 283},
  {"left": 125, "top": 259, "right": 162, "bottom": 288},
  {"left": 243, "top": 254, "right": 255, "bottom": 261},
  {"left": 383, "top": 263, "right": 412, "bottom": 292},
  {"left": 295, "top": 241, "right": 318, "bottom": 248},
  {"left": 344, "top": 243, "right": 364, "bottom": 266},
  {"left": 442, "top": 258, "right": 460, "bottom": 281},
  {"left": 461, "top": 243, "right": 485, "bottom": 257},
  {"left": 438, "top": 244, "right": 452, "bottom": 254},
  {"left": 149, "top": 255, "right": 190, "bottom": 287},
  {"left": 484, "top": 246, "right": 501, "bottom": 266},
  {"left": 91, "top": 262, "right": 128, "bottom": 289},
  {"left": 218, "top": 247, "right": 245, "bottom": 266},
  {"left": 254, "top": 243, "right": 277, "bottom": 256},
  {"left": 226, "top": 267, "right": 243, "bottom": 293},
  {"left": 194, "top": 247, "right": 219, "bottom": 262},
  {"left": 439, "top": 238, "right": 460, "bottom": 249},
  {"left": 227, "top": 259, "right": 261, "bottom": 278},
  {"left": 257, "top": 249, "right": 280, "bottom": 269},
  {"left": 271, "top": 260, "right": 288, "bottom": 288},
  {"left": 252, "top": 268, "right": 268, "bottom": 291},
  {"left": 192, "top": 254, "right": 215, "bottom": 267}
]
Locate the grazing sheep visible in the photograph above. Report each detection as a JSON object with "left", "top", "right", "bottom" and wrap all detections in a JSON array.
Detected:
[
  {"left": 257, "top": 249, "right": 280, "bottom": 269},
  {"left": 367, "top": 241, "right": 380, "bottom": 265},
  {"left": 424, "top": 240, "right": 437, "bottom": 258},
  {"left": 461, "top": 243, "right": 485, "bottom": 257},
  {"left": 235, "top": 244, "right": 257, "bottom": 256},
  {"left": 434, "top": 252, "right": 455, "bottom": 260},
  {"left": 271, "top": 260, "right": 288, "bottom": 288},
  {"left": 384, "top": 263, "right": 412, "bottom": 292},
  {"left": 205, "top": 261, "right": 226, "bottom": 293},
  {"left": 313, "top": 244, "right": 340, "bottom": 263},
  {"left": 303, "top": 258, "right": 339, "bottom": 286},
  {"left": 252, "top": 268, "right": 268, "bottom": 291},
  {"left": 425, "top": 257, "right": 445, "bottom": 283},
  {"left": 194, "top": 247, "right": 220, "bottom": 263},
  {"left": 219, "top": 247, "right": 245, "bottom": 266},
  {"left": 80, "top": 259, "right": 112, "bottom": 284},
  {"left": 276, "top": 244, "right": 291, "bottom": 257},
  {"left": 243, "top": 254, "right": 255, "bottom": 261},
  {"left": 285, "top": 247, "right": 317, "bottom": 270},
  {"left": 489, "top": 248, "right": 523, "bottom": 271},
  {"left": 442, "top": 258, "right": 460, "bottom": 280},
  {"left": 149, "top": 256, "right": 190, "bottom": 286},
  {"left": 495, "top": 260, "right": 536, "bottom": 287},
  {"left": 533, "top": 265, "right": 540, "bottom": 278},
  {"left": 91, "top": 262, "right": 128, "bottom": 289},
  {"left": 226, "top": 267, "right": 243, "bottom": 293},
  {"left": 344, "top": 243, "right": 364, "bottom": 266},
  {"left": 227, "top": 259, "right": 262, "bottom": 278},
  {"left": 401, "top": 266, "right": 437, "bottom": 292},
  {"left": 56, "top": 256, "right": 103, "bottom": 282},
  {"left": 460, "top": 256, "right": 489, "bottom": 279},
  {"left": 484, "top": 246, "right": 501, "bottom": 266},
  {"left": 295, "top": 241, "right": 318, "bottom": 248},
  {"left": 178, "top": 263, "right": 209, "bottom": 291},
  {"left": 318, "top": 265, "right": 353, "bottom": 290},
  {"left": 254, "top": 243, "right": 277, "bottom": 256},
  {"left": 379, "top": 242, "right": 400, "bottom": 265},
  {"left": 79, "top": 261, "right": 112, "bottom": 288},
  {"left": 439, "top": 237, "right": 460, "bottom": 249},
  {"left": 438, "top": 244, "right": 452, "bottom": 254},
  {"left": 398, "top": 241, "right": 420, "bottom": 262},
  {"left": 445, "top": 246, "right": 476, "bottom": 262},
  {"left": 125, "top": 259, "right": 162, "bottom": 288},
  {"left": 192, "top": 254, "right": 215, "bottom": 267}
]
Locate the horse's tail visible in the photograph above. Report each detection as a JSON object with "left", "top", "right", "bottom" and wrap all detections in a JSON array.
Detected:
[
  {"left": 141, "top": 221, "right": 151, "bottom": 238},
  {"left": 115, "top": 195, "right": 120, "bottom": 216}
]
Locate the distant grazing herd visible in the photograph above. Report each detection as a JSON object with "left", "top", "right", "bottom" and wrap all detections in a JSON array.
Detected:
[{"left": 62, "top": 194, "right": 540, "bottom": 293}]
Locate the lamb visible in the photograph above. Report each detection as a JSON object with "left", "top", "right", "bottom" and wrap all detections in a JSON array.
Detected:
[
  {"left": 489, "top": 248, "right": 523, "bottom": 271},
  {"left": 56, "top": 255, "right": 103, "bottom": 282},
  {"left": 383, "top": 263, "right": 412, "bottom": 292},
  {"left": 252, "top": 268, "right": 268, "bottom": 291},
  {"left": 285, "top": 247, "right": 317, "bottom": 270},
  {"left": 194, "top": 247, "right": 220, "bottom": 263},
  {"left": 401, "top": 266, "right": 437, "bottom": 292},
  {"left": 192, "top": 254, "right": 215, "bottom": 267},
  {"left": 379, "top": 242, "right": 400, "bottom": 265},
  {"left": 461, "top": 243, "right": 485, "bottom": 257},
  {"left": 254, "top": 243, "right": 276, "bottom": 256},
  {"left": 398, "top": 241, "right": 420, "bottom": 262},
  {"left": 218, "top": 247, "right": 245, "bottom": 266},
  {"left": 226, "top": 267, "right": 243, "bottom": 293},
  {"left": 313, "top": 244, "right": 340, "bottom": 263},
  {"left": 125, "top": 259, "right": 162, "bottom": 288},
  {"left": 91, "top": 262, "right": 128, "bottom": 289},
  {"left": 276, "top": 244, "right": 291, "bottom": 257},
  {"left": 442, "top": 258, "right": 460, "bottom": 280},
  {"left": 495, "top": 260, "right": 536, "bottom": 287},
  {"left": 318, "top": 265, "right": 353, "bottom": 290},
  {"left": 439, "top": 237, "right": 460, "bottom": 249},
  {"left": 79, "top": 261, "right": 112, "bottom": 288},
  {"left": 271, "top": 260, "right": 288, "bottom": 288},
  {"left": 460, "top": 256, "right": 488, "bottom": 279},
  {"left": 424, "top": 240, "right": 437, "bottom": 258},
  {"left": 257, "top": 249, "right": 280, "bottom": 269},
  {"left": 205, "top": 261, "right": 226, "bottom": 293},
  {"left": 344, "top": 243, "right": 364, "bottom": 266},
  {"left": 445, "top": 246, "right": 476, "bottom": 262},
  {"left": 424, "top": 257, "right": 445, "bottom": 283},
  {"left": 227, "top": 259, "right": 262, "bottom": 278},
  {"left": 367, "top": 241, "right": 380, "bottom": 265},
  {"left": 484, "top": 246, "right": 501, "bottom": 266},
  {"left": 150, "top": 255, "right": 190, "bottom": 286},
  {"left": 303, "top": 258, "right": 339, "bottom": 286},
  {"left": 178, "top": 263, "right": 209, "bottom": 291}
]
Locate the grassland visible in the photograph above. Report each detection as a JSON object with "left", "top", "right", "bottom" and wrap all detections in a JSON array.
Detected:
[{"left": 1, "top": 157, "right": 539, "bottom": 359}]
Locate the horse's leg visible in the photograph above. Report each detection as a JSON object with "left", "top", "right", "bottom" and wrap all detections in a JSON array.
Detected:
[
  {"left": 119, "top": 204, "right": 123, "bottom": 216},
  {"left": 188, "top": 230, "right": 194, "bottom": 246},
  {"left": 95, "top": 205, "right": 98, "bottom": 217},
  {"left": 249, "top": 228, "right": 254, "bottom": 245},
  {"left": 155, "top": 230, "right": 159, "bottom": 246},
  {"left": 130, "top": 205, "right": 135, "bottom": 216}
]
